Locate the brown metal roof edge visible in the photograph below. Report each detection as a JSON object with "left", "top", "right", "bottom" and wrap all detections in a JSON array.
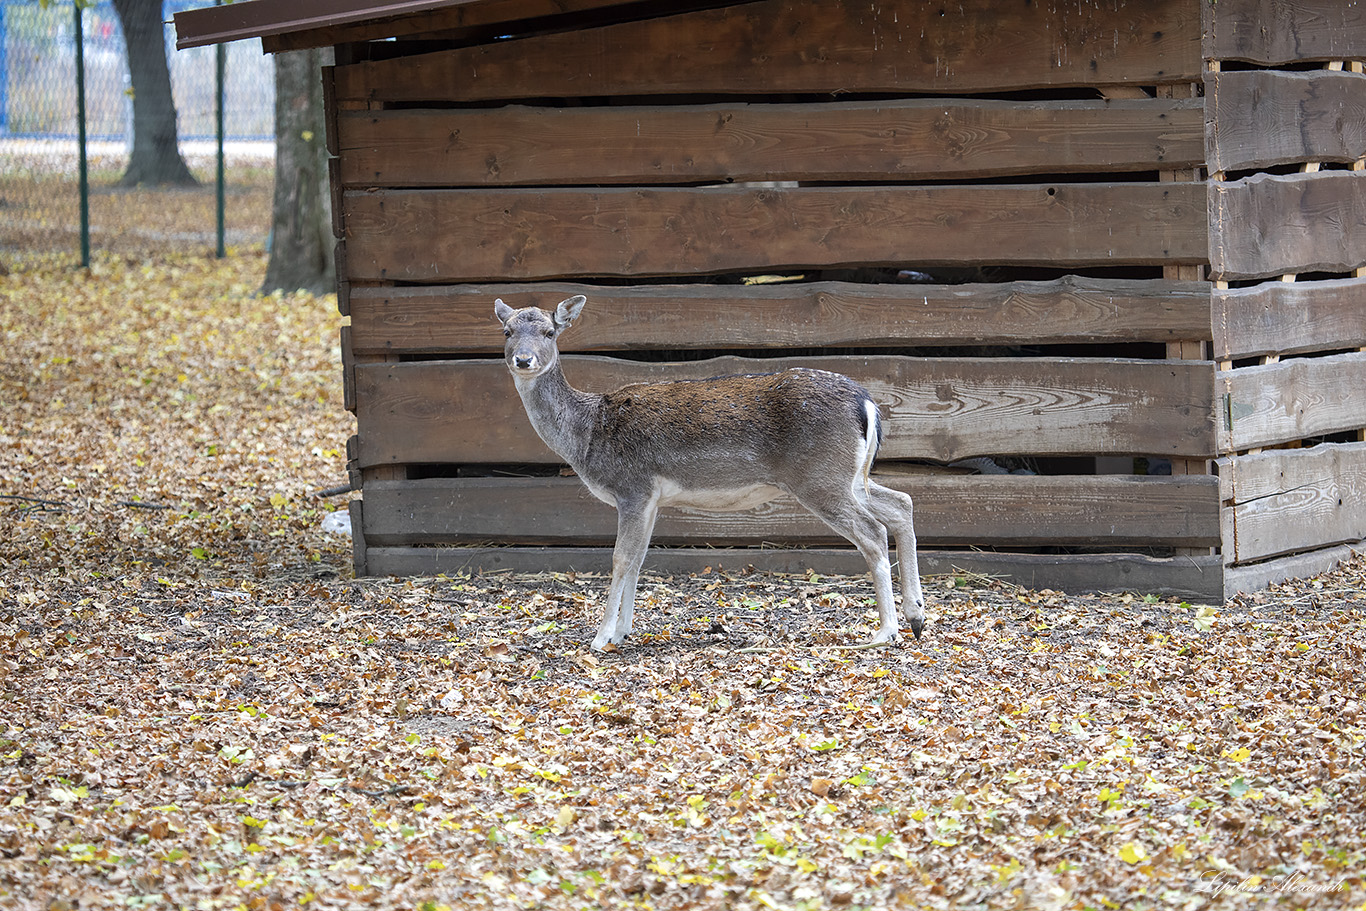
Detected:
[
  {"left": 258, "top": 0, "right": 648, "bottom": 53},
  {"left": 173, "top": 0, "right": 472, "bottom": 49}
]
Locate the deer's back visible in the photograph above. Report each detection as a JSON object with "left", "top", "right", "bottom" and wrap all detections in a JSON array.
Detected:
[{"left": 580, "top": 368, "right": 875, "bottom": 490}]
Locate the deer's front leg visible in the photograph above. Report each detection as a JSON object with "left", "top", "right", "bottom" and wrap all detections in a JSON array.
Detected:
[{"left": 591, "top": 495, "right": 659, "bottom": 651}]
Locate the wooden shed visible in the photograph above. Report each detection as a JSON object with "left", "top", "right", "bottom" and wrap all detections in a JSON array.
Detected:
[{"left": 177, "top": 0, "right": 1366, "bottom": 603}]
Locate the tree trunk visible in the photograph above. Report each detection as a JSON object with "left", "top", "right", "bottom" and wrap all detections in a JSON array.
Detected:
[
  {"left": 111, "top": 0, "right": 198, "bottom": 187},
  {"left": 262, "top": 49, "right": 335, "bottom": 296}
]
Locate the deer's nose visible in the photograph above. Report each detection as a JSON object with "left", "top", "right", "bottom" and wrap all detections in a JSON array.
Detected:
[{"left": 514, "top": 354, "right": 535, "bottom": 370}]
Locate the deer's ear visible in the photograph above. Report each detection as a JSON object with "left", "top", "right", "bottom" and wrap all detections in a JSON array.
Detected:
[
  {"left": 554, "top": 295, "right": 587, "bottom": 331},
  {"left": 494, "top": 298, "right": 516, "bottom": 325}
]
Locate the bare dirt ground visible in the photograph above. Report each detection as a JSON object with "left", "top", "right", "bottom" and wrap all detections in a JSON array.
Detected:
[{"left": 2, "top": 250, "right": 1363, "bottom": 910}]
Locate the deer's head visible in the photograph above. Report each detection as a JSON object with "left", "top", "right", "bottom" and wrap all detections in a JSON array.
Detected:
[{"left": 494, "top": 295, "right": 586, "bottom": 379}]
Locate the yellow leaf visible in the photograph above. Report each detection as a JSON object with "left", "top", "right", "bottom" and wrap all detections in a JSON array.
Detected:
[
  {"left": 1118, "top": 842, "right": 1147, "bottom": 864},
  {"left": 555, "top": 806, "right": 575, "bottom": 830}
]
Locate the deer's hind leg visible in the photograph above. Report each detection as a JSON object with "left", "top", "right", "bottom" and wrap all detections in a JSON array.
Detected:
[
  {"left": 865, "top": 482, "right": 925, "bottom": 639},
  {"left": 793, "top": 491, "right": 900, "bottom": 645}
]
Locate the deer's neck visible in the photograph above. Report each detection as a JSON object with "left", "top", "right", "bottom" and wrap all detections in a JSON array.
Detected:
[{"left": 514, "top": 363, "right": 600, "bottom": 467}]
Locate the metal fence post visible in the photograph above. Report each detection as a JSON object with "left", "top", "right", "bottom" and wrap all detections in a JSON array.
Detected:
[
  {"left": 215, "top": 42, "right": 226, "bottom": 257},
  {"left": 74, "top": 0, "right": 90, "bottom": 268},
  {"left": 0, "top": 2, "right": 8, "bottom": 134},
  {"left": 214, "top": 0, "right": 226, "bottom": 257}
]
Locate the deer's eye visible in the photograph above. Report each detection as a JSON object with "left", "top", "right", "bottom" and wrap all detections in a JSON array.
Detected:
[
  {"left": 544, "top": 330, "right": 555, "bottom": 339},
  {"left": 503, "top": 328, "right": 512, "bottom": 338}
]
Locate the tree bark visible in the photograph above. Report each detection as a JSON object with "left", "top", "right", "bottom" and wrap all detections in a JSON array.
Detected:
[
  {"left": 262, "top": 49, "right": 335, "bottom": 296},
  {"left": 111, "top": 0, "right": 198, "bottom": 187}
]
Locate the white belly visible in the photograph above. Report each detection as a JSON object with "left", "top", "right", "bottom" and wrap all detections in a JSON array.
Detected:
[{"left": 656, "top": 479, "right": 783, "bottom": 512}]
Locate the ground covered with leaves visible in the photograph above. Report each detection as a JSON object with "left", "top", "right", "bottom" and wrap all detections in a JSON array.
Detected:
[
  {"left": 2, "top": 251, "right": 1365, "bottom": 910},
  {"left": 1, "top": 144, "right": 273, "bottom": 258}
]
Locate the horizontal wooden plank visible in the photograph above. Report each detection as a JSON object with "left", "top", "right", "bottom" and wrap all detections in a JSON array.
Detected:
[
  {"left": 342, "top": 183, "right": 1209, "bottom": 282},
  {"left": 348, "top": 277, "right": 1214, "bottom": 356},
  {"left": 1219, "top": 443, "right": 1366, "bottom": 564},
  {"left": 1209, "top": 172, "right": 1366, "bottom": 281},
  {"left": 1206, "top": 70, "right": 1366, "bottom": 174},
  {"left": 334, "top": 0, "right": 1203, "bottom": 103},
  {"left": 354, "top": 355, "right": 1217, "bottom": 466},
  {"left": 1219, "top": 352, "right": 1366, "bottom": 453},
  {"left": 1213, "top": 275, "right": 1366, "bottom": 361},
  {"left": 1206, "top": 0, "right": 1366, "bottom": 64},
  {"left": 361, "top": 545, "right": 1226, "bottom": 602},
  {"left": 1224, "top": 540, "right": 1365, "bottom": 595},
  {"left": 336, "top": 98, "right": 1206, "bottom": 188},
  {"left": 360, "top": 474, "right": 1220, "bottom": 548}
]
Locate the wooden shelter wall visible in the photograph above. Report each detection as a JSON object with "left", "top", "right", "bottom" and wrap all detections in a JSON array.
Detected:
[
  {"left": 331, "top": 0, "right": 1204, "bottom": 102},
  {"left": 360, "top": 475, "right": 1220, "bottom": 548},
  {"left": 352, "top": 356, "right": 1216, "bottom": 466},
  {"left": 342, "top": 183, "right": 1208, "bottom": 283},
  {"left": 332, "top": 0, "right": 1227, "bottom": 592},
  {"left": 1206, "top": 0, "right": 1366, "bottom": 572},
  {"left": 347, "top": 278, "right": 1212, "bottom": 355},
  {"left": 337, "top": 99, "right": 1206, "bottom": 187}
]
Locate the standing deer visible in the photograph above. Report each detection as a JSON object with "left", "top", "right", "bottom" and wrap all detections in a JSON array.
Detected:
[{"left": 494, "top": 295, "right": 925, "bottom": 651}]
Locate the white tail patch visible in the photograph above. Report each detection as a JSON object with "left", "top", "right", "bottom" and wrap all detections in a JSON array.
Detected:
[{"left": 859, "top": 398, "right": 879, "bottom": 495}]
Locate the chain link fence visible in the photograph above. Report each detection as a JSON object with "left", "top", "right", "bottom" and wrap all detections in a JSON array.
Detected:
[{"left": 1, "top": 0, "right": 275, "bottom": 262}]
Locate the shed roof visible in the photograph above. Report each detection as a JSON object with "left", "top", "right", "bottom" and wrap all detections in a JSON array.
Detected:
[{"left": 172, "top": 0, "right": 634, "bottom": 52}]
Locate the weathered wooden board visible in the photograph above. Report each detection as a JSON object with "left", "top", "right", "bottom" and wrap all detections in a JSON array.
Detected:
[
  {"left": 342, "top": 183, "right": 1209, "bottom": 282},
  {"left": 1206, "top": 0, "right": 1366, "bottom": 64},
  {"left": 360, "top": 545, "right": 1227, "bottom": 602},
  {"left": 349, "top": 499, "right": 368, "bottom": 578},
  {"left": 1219, "top": 352, "right": 1366, "bottom": 453},
  {"left": 340, "top": 326, "right": 356, "bottom": 411},
  {"left": 337, "top": 99, "right": 1205, "bottom": 188},
  {"left": 333, "top": 0, "right": 1203, "bottom": 103},
  {"left": 1213, "top": 275, "right": 1366, "bottom": 361},
  {"left": 348, "top": 278, "right": 1214, "bottom": 356},
  {"left": 1224, "top": 539, "right": 1365, "bottom": 596},
  {"left": 1208, "top": 172, "right": 1366, "bottom": 281},
  {"left": 1206, "top": 70, "right": 1366, "bottom": 174},
  {"left": 1219, "top": 443, "right": 1366, "bottom": 563},
  {"left": 360, "top": 474, "right": 1220, "bottom": 547},
  {"left": 353, "top": 355, "right": 1217, "bottom": 466}
]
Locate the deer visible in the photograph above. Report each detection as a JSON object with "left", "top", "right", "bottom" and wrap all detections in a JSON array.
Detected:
[{"left": 494, "top": 295, "right": 925, "bottom": 651}]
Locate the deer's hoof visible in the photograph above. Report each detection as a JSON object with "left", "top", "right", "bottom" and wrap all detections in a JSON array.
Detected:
[
  {"left": 910, "top": 616, "right": 925, "bottom": 640},
  {"left": 866, "top": 628, "right": 899, "bottom": 647}
]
